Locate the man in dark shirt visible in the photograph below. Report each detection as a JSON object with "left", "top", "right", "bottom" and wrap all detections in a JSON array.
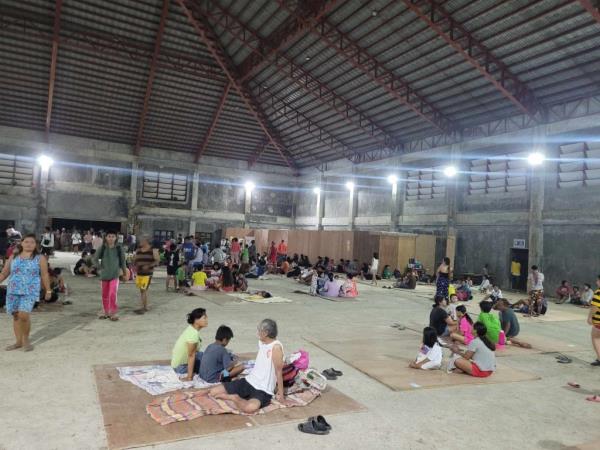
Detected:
[{"left": 495, "top": 299, "right": 531, "bottom": 348}]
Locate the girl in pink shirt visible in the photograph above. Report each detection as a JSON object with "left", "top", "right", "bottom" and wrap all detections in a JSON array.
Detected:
[
  {"left": 450, "top": 305, "right": 474, "bottom": 345},
  {"left": 230, "top": 238, "right": 241, "bottom": 265}
]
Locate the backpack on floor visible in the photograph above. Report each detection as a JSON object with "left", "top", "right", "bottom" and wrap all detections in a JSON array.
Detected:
[{"left": 282, "top": 363, "right": 299, "bottom": 387}]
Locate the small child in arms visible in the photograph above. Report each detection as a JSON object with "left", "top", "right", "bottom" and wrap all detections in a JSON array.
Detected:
[{"left": 409, "top": 327, "right": 443, "bottom": 370}]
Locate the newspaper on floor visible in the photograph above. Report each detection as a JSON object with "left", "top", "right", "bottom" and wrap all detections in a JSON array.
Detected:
[{"left": 117, "top": 365, "right": 218, "bottom": 396}]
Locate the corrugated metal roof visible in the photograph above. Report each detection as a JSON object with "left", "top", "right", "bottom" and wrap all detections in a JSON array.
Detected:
[{"left": 1, "top": 0, "right": 599, "bottom": 169}]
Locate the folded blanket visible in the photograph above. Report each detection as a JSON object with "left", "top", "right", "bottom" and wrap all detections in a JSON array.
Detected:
[
  {"left": 117, "top": 365, "right": 218, "bottom": 396},
  {"left": 147, "top": 387, "right": 321, "bottom": 425}
]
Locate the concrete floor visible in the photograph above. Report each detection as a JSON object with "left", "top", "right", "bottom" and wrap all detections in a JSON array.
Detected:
[{"left": 1, "top": 252, "right": 598, "bottom": 450}]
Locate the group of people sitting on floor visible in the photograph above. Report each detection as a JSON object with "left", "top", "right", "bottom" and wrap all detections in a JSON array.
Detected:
[
  {"left": 410, "top": 294, "right": 531, "bottom": 377},
  {"left": 554, "top": 280, "right": 595, "bottom": 307},
  {"left": 170, "top": 308, "right": 286, "bottom": 413}
]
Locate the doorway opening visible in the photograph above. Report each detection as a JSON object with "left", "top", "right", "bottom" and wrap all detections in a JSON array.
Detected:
[{"left": 510, "top": 248, "right": 528, "bottom": 291}]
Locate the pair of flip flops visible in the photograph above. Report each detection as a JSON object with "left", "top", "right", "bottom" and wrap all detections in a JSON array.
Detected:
[
  {"left": 321, "top": 368, "right": 342, "bottom": 380},
  {"left": 298, "top": 415, "right": 331, "bottom": 435},
  {"left": 556, "top": 355, "right": 572, "bottom": 364}
]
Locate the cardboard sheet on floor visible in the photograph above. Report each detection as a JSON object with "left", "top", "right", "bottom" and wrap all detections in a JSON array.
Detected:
[
  {"left": 306, "top": 337, "right": 540, "bottom": 391},
  {"left": 94, "top": 360, "right": 365, "bottom": 450}
]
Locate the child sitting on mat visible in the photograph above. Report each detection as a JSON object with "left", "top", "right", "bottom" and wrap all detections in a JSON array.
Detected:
[
  {"left": 409, "top": 327, "right": 443, "bottom": 370},
  {"left": 449, "top": 305, "right": 474, "bottom": 345},
  {"left": 448, "top": 322, "right": 496, "bottom": 377},
  {"left": 199, "top": 325, "right": 245, "bottom": 383},
  {"left": 171, "top": 308, "right": 208, "bottom": 381},
  {"left": 210, "top": 319, "right": 285, "bottom": 413},
  {"left": 477, "top": 300, "right": 501, "bottom": 344},
  {"left": 495, "top": 299, "right": 532, "bottom": 348}
]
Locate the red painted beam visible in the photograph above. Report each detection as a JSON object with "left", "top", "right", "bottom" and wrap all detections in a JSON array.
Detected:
[
  {"left": 134, "top": 0, "right": 170, "bottom": 156},
  {"left": 1, "top": 8, "right": 223, "bottom": 81},
  {"left": 400, "top": 0, "right": 541, "bottom": 118},
  {"left": 175, "top": 0, "right": 298, "bottom": 172},
  {"left": 579, "top": 0, "right": 600, "bottom": 22},
  {"left": 196, "top": 82, "right": 230, "bottom": 163},
  {"left": 202, "top": 1, "right": 399, "bottom": 151},
  {"left": 275, "top": 0, "right": 453, "bottom": 133},
  {"left": 45, "top": 0, "right": 63, "bottom": 140},
  {"left": 238, "top": 0, "right": 339, "bottom": 82}
]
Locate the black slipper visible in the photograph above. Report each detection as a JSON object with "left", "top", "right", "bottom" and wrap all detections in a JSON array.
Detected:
[
  {"left": 329, "top": 368, "right": 343, "bottom": 376},
  {"left": 321, "top": 370, "right": 337, "bottom": 380},
  {"left": 298, "top": 419, "right": 329, "bottom": 435},
  {"left": 307, "top": 415, "right": 331, "bottom": 431},
  {"left": 557, "top": 356, "right": 572, "bottom": 364}
]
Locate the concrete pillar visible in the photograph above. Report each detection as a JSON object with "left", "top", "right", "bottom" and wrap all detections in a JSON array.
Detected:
[
  {"left": 528, "top": 127, "right": 547, "bottom": 268},
  {"left": 348, "top": 181, "right": 357, "bottom": 230},
  {"left": 446, "top": 144, "right": 462, "bottom": 240},
  {"left": 35, "top": 163, "right": 50, "bottom": 232},
  {"left": 316, "top": 174, "right": 325, "bottom": 230},
  {"left": 244, "top": 187, "right": 252, "bottom": 229},
  {"left": 128, "top": 160, "right": 139, "bottom": 234},
  {"left": 390, "top": 170, "right": 406, "bottom": 231},
  {"left": 190, "top": 170, "right": 199, "bottom": 235}
]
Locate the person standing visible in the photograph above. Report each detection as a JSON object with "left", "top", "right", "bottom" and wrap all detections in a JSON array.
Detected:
[
  {"left": 71, "top": 229, "right": 82, "bottom": 254},
  {"left": 230, "top": 237, "right": 241, "bottom": 265},
  {"left": 370, "top": 252, "right": 379, "bottom": 286},
  {"left": 588, "top": 275, "right": 600, "bottom": 366},
  {"left": 268, "top": 241, "right": 277, "bottom": 265},
  {"left": 0, "top": 234, "right": 51, "bottom": 352},
  {"left": 93, "top": 231, "right": 127, "bottom": 321},
  {"left": 527, "top": 265, "right": 545, "bottom": 317},
  {"left": 133, "top": 237, "right": 159, "bottom": 314},
  {"left": 276, "top": 239, "right": 288, "bottom": 264},
  {"left": 510, "top": 258, "right": 521, "bottom": 290},
  {"left": 248, "top": 240, "right": 257, "bottom": 263},
  {"left": 435, "top": 257, "right": 452, "bottom": 299},
  {"left": 83, "top": 230, "right": 93, "bottom": 253},
  {"left": 40, "top": 226, "right": 54, "bottom": 257},
  {"left": 92, "top": 233, "right": 103, "bottom": 251}
]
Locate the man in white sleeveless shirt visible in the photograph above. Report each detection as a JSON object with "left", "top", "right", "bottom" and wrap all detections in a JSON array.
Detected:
[{"left": 210, "top": 319, "right": 285, "bottom": 413}]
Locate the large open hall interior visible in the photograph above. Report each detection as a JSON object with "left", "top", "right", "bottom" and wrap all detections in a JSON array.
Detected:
[{"left": 2, "top": 1, "right": 600, "bottom": 449}]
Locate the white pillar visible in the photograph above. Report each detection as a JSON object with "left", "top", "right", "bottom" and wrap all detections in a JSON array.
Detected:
[{"left": 190, "top": 170, "right": 199, "bottom": 235}]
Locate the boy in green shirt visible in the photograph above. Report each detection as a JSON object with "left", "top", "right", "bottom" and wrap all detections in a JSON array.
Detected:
[{"left": 478, "top": 300, "right": 501, "bottom": 344}]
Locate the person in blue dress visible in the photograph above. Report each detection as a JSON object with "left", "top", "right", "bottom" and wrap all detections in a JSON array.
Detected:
[{"left": 0, "top": 234, "right": 52, "bottom": 352}]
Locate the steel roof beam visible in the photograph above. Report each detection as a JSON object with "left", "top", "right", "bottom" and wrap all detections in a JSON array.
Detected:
[
  {"left": 175, "top": 0, "right": 298, "bottom": 172},
  {"left": 134, "top": 0, "right": 170, "bottom": 156},
  {"left": 237, "top": 0, "right": 339, "bottom": 82},
  {"left": 400, "top": 0, "right": 542, "bottom": 119},
  {"left": 579, "top": 1, "right": 600, "bottom": 22},
  {"left": 201, "top": 1, "right": 400, "bottom": 152},
  {"left": 0, "top": 8, "right": 223, "bottom": 81},
  {"left": 45, "top": 0, "right": 63, "bottom": 140},
  {"left": 274, "top": 1, "right": 453, "bottom": 134},
  {"left": 196, "top": 82, "right": 230, "bottom": 163}
]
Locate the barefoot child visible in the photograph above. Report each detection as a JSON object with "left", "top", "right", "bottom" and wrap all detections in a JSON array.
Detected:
[
  {"left": 449, "top": 322, "right": 496, "bottom": 377},
  {"left": 495, "top": 299, "right": 532, "bottom": 348},
  {"left": 409, "top": 327, "right": 443, "bottom": 370},
  {"left": 199, "top": 325, "right": 245, "bottom": 383}
]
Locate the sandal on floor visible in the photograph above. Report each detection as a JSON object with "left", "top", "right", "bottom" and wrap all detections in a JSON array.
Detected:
[
  {"left": 133, "top": 309, "right": 146, "bottom": 315},
  {"left": 5, "top": 344, "right": 22, "bottom": 351},
  {"left": 328, "top": 368, "right": 343, "bottom": 376},
  {"left": 298, "top": 419, "right": 329, "bottom": 435},
  {"left": 586, "top": 395, "right": 600, "bottom": 403},
  {"left": 567, "top": 382, "right": 581, "bottom": 388},
  {"left": 307, "top": 415, "right": 331, "bottom": 431},
  {"left": 98, "top": 315, "right": 108, "bottom": 320},
  {"left": 23, "top": 344, "right": 34, "bottom": 352},
  {"left": 321, "top": 369, "right": 337, "bottom": 380},
  {"left": 557, "top": 357, "right": 572, "bottom": 364},
  {"left": 109, "top": 316, "right": 119, "bottom": 322}
]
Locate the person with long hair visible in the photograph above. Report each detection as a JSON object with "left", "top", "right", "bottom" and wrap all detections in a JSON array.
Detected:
[
  {"left": 93, "top": 231, "right": 127, "bottom": 321},
  {"left": 449, "top": 322, "right": 496, "bottom": 377},
  {"left": 0, "top": 234, "right": 51, "bottom": 352},
  {"left": 409, "top": 327, "right": 443, "bottom": 370},
  {"left": 527, "top": 265, "right": 545, "bottom": 316},
  {"left": 435, "top": 256, "right": 452, "bottom": 299},
  {"left": 449, "top": 304, "right": 474, "bottom": 345}
]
